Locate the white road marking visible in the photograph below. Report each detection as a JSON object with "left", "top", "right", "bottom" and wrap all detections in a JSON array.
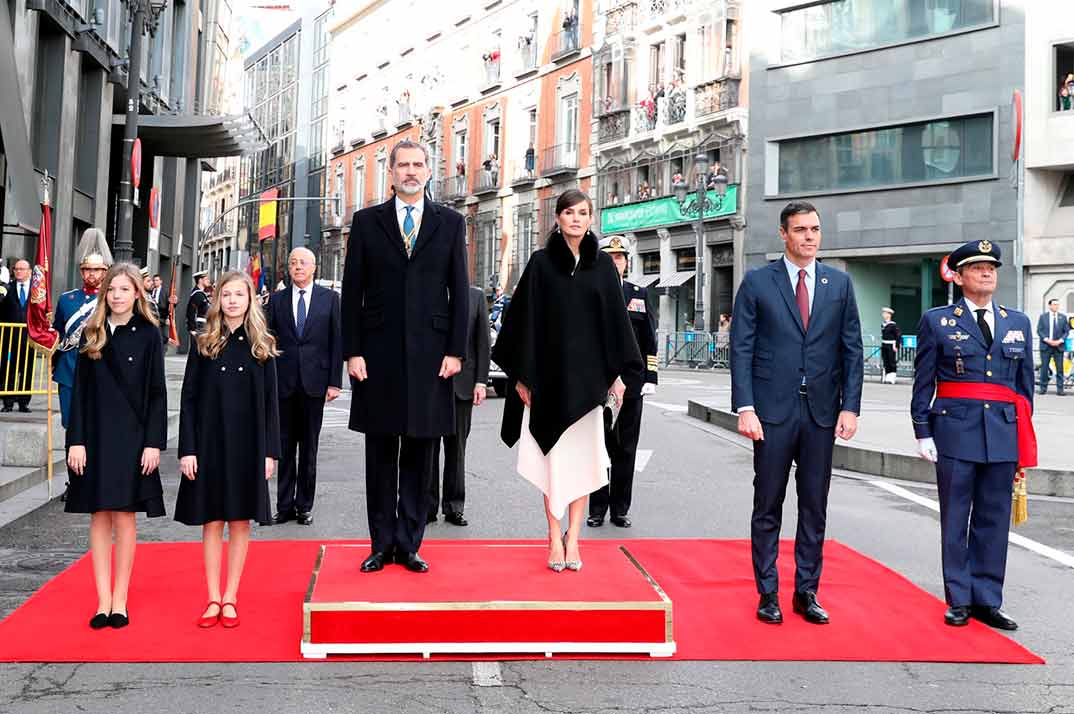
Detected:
[
  {"left": 646, "top": 400, "right": 687, "bottom": 413},
  {"left": 471, "top": 661, "right": 503, "bottom": 687},
  {"left": 635, "top": 449, "right": 653, "bottom": 473},
  {"left": 869, "top": 480, "right": 1074, "bottom": 570}
]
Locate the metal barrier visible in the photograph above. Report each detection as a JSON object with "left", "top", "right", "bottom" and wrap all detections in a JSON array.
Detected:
[
  {"left": 0, "top": 323, "right": 52, "bottom": 396},
  {"left": 862, "top": 334, "right": 916, "bottom": 378}
]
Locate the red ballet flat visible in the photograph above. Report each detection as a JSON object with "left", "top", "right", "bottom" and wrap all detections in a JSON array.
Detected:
[
  {"left": 198, "top": 601, "right": 221, "bottom": 629},
  {"left": 220, "top": 602, "right": 240, "bottom": 629}
]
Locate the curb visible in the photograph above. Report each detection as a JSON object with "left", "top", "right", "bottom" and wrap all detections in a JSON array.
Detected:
[{"left": 687, "top": 401, "right": 1073, "bottom": 498}]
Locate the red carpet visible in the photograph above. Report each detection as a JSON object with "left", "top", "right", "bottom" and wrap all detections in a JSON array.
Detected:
[{"left": 0, "top": 539, "right": 1043, "bottom": 663}]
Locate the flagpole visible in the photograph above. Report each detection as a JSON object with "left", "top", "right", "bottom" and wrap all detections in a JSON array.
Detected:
[{"left": 41, "top": 172, "right": 54, "bottom": 500}]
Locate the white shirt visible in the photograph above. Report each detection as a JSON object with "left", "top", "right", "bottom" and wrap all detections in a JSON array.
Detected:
[
  {"left": 962, "top": 296, "right": 994, "bottom": 338},
  {"left": 1048, "top": 311, "right": 1057, "bottom": 340},
  {"left": 395, "top": 196, "right": 424, "bottom": 238},
  {"left": 783, "top": 256, "right": 815, "bottom": 313},
  {"left": 292, "top": 282, "right": 313, "bottom": 326}
]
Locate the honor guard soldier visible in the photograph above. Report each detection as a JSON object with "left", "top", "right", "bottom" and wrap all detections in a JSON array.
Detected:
[
  {"left": 186, "top": 270, "right": 211, "bottom": 337},
  {"left": 588, "top": 235, "right": 658, "bottom": 528},
  {"left": 911, "top": 239, "right": 1037, "bottom": 631},
  {"left": 53, "top": 228, "right": 112, "bottom": 428},
  {"left": 880, "top": 307, "right": 901, "bottom": 384}
]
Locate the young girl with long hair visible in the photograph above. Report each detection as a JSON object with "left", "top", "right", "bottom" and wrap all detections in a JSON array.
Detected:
[
  {"left": 65, "top": 262, "right": 167, "bottom": 630},
  {"left": 174, "top": 271, "right": 280, "bottom": 629}
]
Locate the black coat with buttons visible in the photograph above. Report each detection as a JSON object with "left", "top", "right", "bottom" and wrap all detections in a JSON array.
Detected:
[
  {"left": 64, "top": 312, "right": 167, "bottom": 516},
  {"left": 175, "top": 326, "right": 280, "bottom": 525}
]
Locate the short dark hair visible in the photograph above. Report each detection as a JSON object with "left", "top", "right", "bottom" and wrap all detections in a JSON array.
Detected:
[
  {"left": 1049, "top": 298, "right": 1060, "bottom": 306},
  {"left": 555, "top": 189, "right": 593, "bottom": 216},
  {"left": 780, "top": 201, "right": 820, "bottom": 230},
  {"left": 389, "top": 139, "right": 430, "bottom": 167}
]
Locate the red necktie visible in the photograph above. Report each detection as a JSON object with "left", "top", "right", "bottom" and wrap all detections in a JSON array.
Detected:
[{"left": 796, "top": 269, "right": 810, "bottom": 331}]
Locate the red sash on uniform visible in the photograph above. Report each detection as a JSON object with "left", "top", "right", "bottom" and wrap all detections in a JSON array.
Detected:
[{"left": 936, "top": 382, "right": 1037, "bottom": 469}]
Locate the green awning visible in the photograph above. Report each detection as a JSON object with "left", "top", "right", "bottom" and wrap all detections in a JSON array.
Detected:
[{"left": 601, "top": 185, "right": 738, "bottom": 235}]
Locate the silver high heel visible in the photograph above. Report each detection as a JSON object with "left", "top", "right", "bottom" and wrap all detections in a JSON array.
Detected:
[
  {"left": 563, "top": 535, "right": 582, "bottom": 572},
  {"left": 547, "top": 540, "right": 565, "bottom": 572}
]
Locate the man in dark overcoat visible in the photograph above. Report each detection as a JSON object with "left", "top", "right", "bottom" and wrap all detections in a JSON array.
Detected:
[{"left": 341, "top": 139, "right": 468, "bottom": 573}]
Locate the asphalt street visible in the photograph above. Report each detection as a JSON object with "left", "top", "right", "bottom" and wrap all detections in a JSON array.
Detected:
[{"left": 0, "top": 369, "right": 1072, "bottom": 714}]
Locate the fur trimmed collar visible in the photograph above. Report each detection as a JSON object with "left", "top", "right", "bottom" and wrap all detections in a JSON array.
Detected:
[{"left": 545, "top": 230, "right": 599, "bottom": 275}]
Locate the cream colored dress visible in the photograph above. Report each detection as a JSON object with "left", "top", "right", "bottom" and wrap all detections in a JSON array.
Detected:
[{"left": 517, "top": 405, "right": 610, "bottom": 520}]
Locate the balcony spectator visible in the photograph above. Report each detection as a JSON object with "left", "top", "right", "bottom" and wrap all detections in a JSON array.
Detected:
[
  {"left": 455, "top": 160, "right": 466, "bottom": 194},
  {"left": 524, "top": 145, "right": 536, "bottom": 176},
  {"left": 705, "top": 163, "right": 722, "bottom": 189},
  {"left": 562, "top": 7, "right": 579, "bottom": 49},
  {"left": 1061, "top": 85, "right": 1072, "bottom": 112}
]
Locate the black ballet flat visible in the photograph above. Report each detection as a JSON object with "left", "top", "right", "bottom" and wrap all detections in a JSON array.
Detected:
[
  {"left": 89, "top": 612, "right": 110, "bottom": 630},
  {"left": 108, "top": 612, "right": 130, "bottom": 629}
]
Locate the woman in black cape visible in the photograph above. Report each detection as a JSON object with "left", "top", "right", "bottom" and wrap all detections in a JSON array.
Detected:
[{"left": 493, "top": 189, "right": 642, "bottom": 571}]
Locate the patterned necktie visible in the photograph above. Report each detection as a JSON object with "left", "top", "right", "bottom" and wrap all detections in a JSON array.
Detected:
[
  {"left": 976, "top": 309, "right": 993, "bottom": 348},
  {"left": 296, "top": 289, "right": 307, "bottom": 336},
  {"left": 402, "top": 206, "right": 417, "bottom": 256},
  {"left": 795, "top": 269, "right": 810, "bottom": 331},
  {"left": 19, "top": 283, "right": 26, "bottom": 308}
]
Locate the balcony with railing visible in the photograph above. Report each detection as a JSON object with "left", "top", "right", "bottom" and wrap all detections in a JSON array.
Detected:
[
  {"left": 665, "top": 90, "right": 687, "bottom": 125},
  {"left": 439, "top": 174, "right": 470, "bottom": 202},
  {"left": 512, "top": 154, "right": 539, "bottom": 186},
  {"left": 640, "top": 0, "right": 690, "bottom": 24},
  {"left": 482, "top": 53, "right": 501, "bottom": 91},
  {"left": 550, "top": 24, "right": 581, "bottom": 62},
  {"left": 395, "top": 101, "right": 414, "bottom": 128},
  {"left": 605, "top": 1, "right": 638, "bottom": 36},
  {"left": 516, "top": 35, "right": 538, "bottom": 76},
  {"left": 597, "top": 107, "right": 631, "bottom": 143},
  {"left": 634, "top": 102, "right": 658, "bottom": 133},
  {"left": 540, "top": 143, "right": 580, "bottom": 177},
  {"left": 695, "top": 77, "right": 741, "bottom": 118},
  {"left": 474, "top": 168, "right": 500, "bottom": 195}
]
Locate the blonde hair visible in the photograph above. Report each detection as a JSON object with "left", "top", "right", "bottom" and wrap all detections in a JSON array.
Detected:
[
  {"left": 196, "top": 271, "right": 279, "bottom": 362},
  {"left": 81, "top": 263, "right": 160, "bottom": 360}
]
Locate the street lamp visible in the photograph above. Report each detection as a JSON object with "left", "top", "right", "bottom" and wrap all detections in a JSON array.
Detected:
[
  {"left": 114, "top": 0, "right": 169, "bottom": 263},
  {"left": 673, "top": 152, "right": 729, "bottom": 339}
]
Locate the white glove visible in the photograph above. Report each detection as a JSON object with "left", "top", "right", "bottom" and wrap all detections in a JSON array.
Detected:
[
  {"left": 640, "top": 383, "right": 657, "bottom": 396},
  {"left": 917, "top": 438, "right": 938, "bottom": 463}
]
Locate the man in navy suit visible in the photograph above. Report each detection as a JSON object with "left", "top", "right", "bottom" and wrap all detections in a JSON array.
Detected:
[
  {"left": 1, "top": 259, "right": 33, "bottom": 412},
  {"left": 341, "top": 140, "right": 468, "bottom": 574},
  {"left": 267, "top": 246, "right": 343, "bottom": 526},
  {"left": 1036, "top": 298, "right": 1069, "bottom": 395},
  {"left": 730, "top": 201, "right": 863, "bottom": 625},
  {"left": 912, "top": 240, "right": 1035, "bottom": 630}
]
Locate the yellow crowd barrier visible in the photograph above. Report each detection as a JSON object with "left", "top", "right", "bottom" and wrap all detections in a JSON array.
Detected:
[{"left": 0, "top": 322, "right": 57, "bottom": 497}]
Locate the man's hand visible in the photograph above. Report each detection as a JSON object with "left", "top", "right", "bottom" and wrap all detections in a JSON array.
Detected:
[
  {"left": 473, "top": 384, "right": 487, "bottom": 406},
  {"left": 141, "top": 447, "right": 161, "bottom": 475},
  {"left": 180, "top": 455, "right": 198, "bottom": 480},
  {"left": 917, "top": 437, "right": 938, "bottom": 463},
  {"left": 348, "top": 356, "right": 368, "bottom": 381},
  {"left": 265, "top": 458, "right": 276, "bottom": 481},
  {"left": 835, "top": 411, "right": 858, "bottom": 441},
  {"left": 439, "top": 356, "right": 462, "bottom": 379},
  {"left": 326, "top": 386, "right": 341, "bottom": 402},
  {"left": 516, "top": 381, "right": 532, "bottom": 407},
  {"left": 640, "top": 383, "right": 657, "bottom": 396},
  {"left": 737, "top": 411, "right": 764, "bottom": 441},
  {"left": 67, "top": 445, "right": 86, "bottom": 475},
  {"left": 169, "top": 295, "right": 179, "bottom": 305}
]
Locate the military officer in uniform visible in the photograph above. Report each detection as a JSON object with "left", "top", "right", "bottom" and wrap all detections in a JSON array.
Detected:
[
  {"left": 588, "top": 235, "right": 658, "bottom": 528},
  {"left": 186, "top": 270, "right": 211, "bottom": 337},
  {"left": 880, "top": 307, "right": 901, "bottom": 384},
  {"left": 911, "top": 239, "right": 1036, "bottom": 631},
  {"left": 53, "top": 228, "right": 112, "bottom": 428}
]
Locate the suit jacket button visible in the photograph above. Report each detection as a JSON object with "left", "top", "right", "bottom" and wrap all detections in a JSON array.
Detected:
[
  {"left": 986, "top": 370, "right": 992, "bottom": 377},
  {"left": 986, "top": 355, "right": 992, "bottom": 360},
  {"left": 221, "top": 366, "right": 227, "bottom": 372},
  {"left": 238, "top": 336, "right": 244, "bottom": 341},
  {"left": 942, "top": 409, "right": 947, "bottom": 414},
  {"left": 132, "top": 326, "right": 137, "bottom": 331},
  {"left": 984, "top": 403, "right": 990, "bottom": 409}
]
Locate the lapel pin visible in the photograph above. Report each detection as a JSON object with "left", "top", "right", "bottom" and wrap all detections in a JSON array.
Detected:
[
  {"left": 1000, "top": 308, "right": 1008, "bottom": 318},
  {"left": 953, "top": 307, "right": 964, "bottom": 317},
  {"left": 940, "top": 317, "right": 948, "bottom": 326},
  {"left": 820, "top": 277, "right": 829, "bottom": 284}
]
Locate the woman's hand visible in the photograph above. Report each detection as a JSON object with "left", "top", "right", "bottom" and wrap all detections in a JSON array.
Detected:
[
  {"left": 610, "top": 377, "right": 626, "bottom": 404},
  {"left": 516, "top": 382, "right": 532, "bottom": 407},
  {"left": 141, "top": 448, "right": 161, "bottom": 475},
  {"left": 265, "top": 458, "right": 276, "bottom": 481},
  {"left": 180, "top": 455, "right": 198, "bottom": 480},
  {"left": 67, "top": 446, "right": 86, "bottom": 475}
]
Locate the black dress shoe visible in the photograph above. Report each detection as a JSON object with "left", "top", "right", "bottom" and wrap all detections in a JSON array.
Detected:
[
  {"left": 0, "top": 405, "right": 12, "bottom": 413},
  {"left": 108, "top": 612, "right": 129, "bottom": 629},
  {"left": 426, "top": 513, "right": 438, "bottom": 524},
  {"left": 445, "top": 512, "right": 468, "bottom": 526},
  {"left": 610, "top": 515, "right": 632, "bottom": 528},
  {"left": 586, "top": 515, "right": 604, "bottom": 527},
  {"left": 971, "top": 605, "right": 1018, "bottom": 631},
  {"left": 273, "top": 511, "right": 295, "bottom": 525},
  {"left": 396, "top": 551, "right": 429, "bottom": 573},
  {"left": 89, "top": 612, "right": 110, "bottom": 629},
  {"left": 296, "top": 511, "right": 313, "bottom": 526},
  {"left": 17, "top": 405, "right": 30, "bottom": 413},
  {"left": 757, "top": 593, "right": 782, "bottom": 624},
  {"left": 792, "top": 591, "right": 829, "bottom": 624},
  {"left": 360, "top": 550, "right": 391, "bottom": 573},
  {"left": 944, "top": 605, "right": 970, "bottom": 627}
]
